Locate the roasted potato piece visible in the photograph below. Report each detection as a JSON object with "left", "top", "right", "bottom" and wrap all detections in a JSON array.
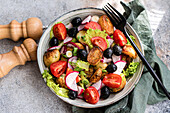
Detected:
[
  {"left": 56, "top": 74, "right": 67, "bottom": 88},
  {"left": 87, "top": 47, "right": 103, "bottom": 66},
  {"left": 122, "top": 45, "right": 137, "bottom": 59},
  {"left": 75, "top": 43, "right": 85, "bottom": 49},
  {"left": 85, "top": 67, "right": 94, "bottom": 78},
  {"left": 94, "top": 62, "right": 108, "bottom": 70},
  {"left": 67, "top": 47, "right": 73, "bottom": 51},
  {"left": 90, "top": 68, "right": 102, "bottom": 83},
  {"left": 76, "top": 30, "right": 86, "bottom": 44},
  {"left": 98, "top": 15, "right": 114, "bottom": 35},
  {"left": 43, "top": 49, "right": 60, "bottom": 67},
  {"left": 111, "top": 74, "right": 126, "bottom": 92}
]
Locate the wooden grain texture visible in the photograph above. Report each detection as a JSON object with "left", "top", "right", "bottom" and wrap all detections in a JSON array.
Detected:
[
  {"left": 0, "top": 38, "right": 37, "bottom": 78},
  {"left": 0, "top": 17, "right": 43, "bottom": 41}
]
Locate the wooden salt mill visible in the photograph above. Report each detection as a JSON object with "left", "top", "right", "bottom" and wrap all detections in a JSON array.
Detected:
[
  {"left": 0, "top": 17, "right": 43, "bottom": 41},
  {"left": 0, "top": 38, "right": 37, "bottom": 78}
]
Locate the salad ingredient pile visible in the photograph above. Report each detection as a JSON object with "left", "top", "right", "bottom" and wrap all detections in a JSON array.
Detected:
[{"left": 43, "top": 14, "right": 140, "bottom": 104}]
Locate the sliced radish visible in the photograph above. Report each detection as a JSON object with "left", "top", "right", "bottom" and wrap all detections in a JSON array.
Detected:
[
  {"left": 114, "top": 60, "right": 126, "bottom": 75},
  {"left": 112, "top": 54, "right": 121, "bottom": 63},
  {"left": 65, "top": 71, "right": 79, "bottom": 91},
  {"left": 92, "top": 80, "right": 102, "bottom": 91},
  {"left": 106, "top": 35, "right": 112, "bottom": 39},
  {"left": 60, "top": 45, "right": 67, "bottom": 54},
  {"left": 47, "top": 46, "right": 61, "bottom": 51},
  {"left": 85, "top": 45, "right": 90, "bottom": 54},
  {"left": 101, "top": 82, "right": 105, "bottom": 88},
  {"left": 78, "top": 24, "right": 85, "bottom": 31},
  {"left": 91, "top": 15, "right": 99, "bottom": 22},
  {"left": 77, "top": 95, "right": 84, "bottom": 99},
  {"left": 81, "top": 15, "right": 92, "bottom": 24},
  {"left": 77, "top": 86, "right": 84, "bottom": 96},
  {"left": 98, "top": 89, "right": 101, "bottom": 97},
  {"left": 67, "top": 42, "right": 80, "bottom": 49},
  {"left": 64, "top": 37, "right": 73, "bottom": 44},
  {"left": 68, "top": 56, "right": 77, "bottom": 70},
  {"left": 101, "top": 57, "right": 112, "bottom": 63},
  {"left": 107, "top": 39, "right": 114, "bottom": 47},
  {"left": 66, "top": 22, "right": 73, "bottom": 29}
]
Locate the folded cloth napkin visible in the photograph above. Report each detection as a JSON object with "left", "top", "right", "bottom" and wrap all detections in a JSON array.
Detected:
[{"left": 72, "top": 0, "right": 170, "bottom": 113}]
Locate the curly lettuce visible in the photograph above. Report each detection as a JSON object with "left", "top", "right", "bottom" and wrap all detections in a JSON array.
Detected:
[
  {"left": 123, "top": 62, "right": 139, "bottom": 77},
  {"left": 42, "top": 70, "right": 69, "bottom": 98}
]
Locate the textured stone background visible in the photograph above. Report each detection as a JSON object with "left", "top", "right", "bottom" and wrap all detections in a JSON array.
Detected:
[{"left": 0, "top": 0, "right": 169, "bottom": 113}]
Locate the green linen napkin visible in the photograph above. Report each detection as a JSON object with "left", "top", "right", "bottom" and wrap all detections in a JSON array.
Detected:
[{"left": 72, "top": 0, "right": 170, "bottom": 113}]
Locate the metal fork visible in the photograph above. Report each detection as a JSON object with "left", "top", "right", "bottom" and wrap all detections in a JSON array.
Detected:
[{"left": 103, "top": 3, "right": 170, "bottom": 100}]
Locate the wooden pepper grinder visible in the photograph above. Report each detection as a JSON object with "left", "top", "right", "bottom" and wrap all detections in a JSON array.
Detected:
[
  {"left": 0, "top": 38, "right": 37, "bottom": 78},
  {"left": 0, "top": 17, "right": 43, "bottom": 41}
]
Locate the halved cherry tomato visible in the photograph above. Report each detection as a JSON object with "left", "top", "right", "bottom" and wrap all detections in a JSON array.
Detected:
[
  {"left": 66, "top": 67, "right": 73, "bottom": 75},
  {"left": 76, "top": 76, "right": 81, "bottom": 83},
  {"left": 50, "top": 61, "right": 67, "bottom": 77},
  {"left": 91, "top": 37, "right": 107, "bottom": 51},
  {"left": 84, "top": 86, "right": 99, "bottom": 104},
  {"left": 53, "top": 23, "right": 67, "bottom": 40},
  {"left": 113, "top": 29, "right": 127, "bottom": 46},
  {"left": 102, "top": 73, "right": 122, "bottom": 88},
  {"left": 84, "top": 21, "right": 101, "bottom": 30}
]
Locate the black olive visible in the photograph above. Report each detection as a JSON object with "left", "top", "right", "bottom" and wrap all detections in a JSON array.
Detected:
[
  {"left": 103, "top": 48, "right": 113, "bottom": 58},
  {"left": 71, "top": 17, "right": 82, "bottom": 27},
  {"left": 106, "top": 63, "right": 117, "bottom": 73},
  {"left": 100, "top": 86, "right": 110, "bottom": 99},
  {"left": 67, "top": 27, "right": 78, "bottom": 37},
  {"left": 77, "top": 49, "right": 88, "bottom": 61},
  {"left": 112, "top": 44, "right": 122, "bottom": 56},
  {"left": 68, "top": 90, "right": 78, "bottom": 100},
  {"left": 49, "top": 37, "right": 58, "bottom": 47}
]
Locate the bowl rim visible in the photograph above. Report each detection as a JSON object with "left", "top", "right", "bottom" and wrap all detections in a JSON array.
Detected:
[{"left": 37, "top": 7, "right": 144, "bottom": 108}]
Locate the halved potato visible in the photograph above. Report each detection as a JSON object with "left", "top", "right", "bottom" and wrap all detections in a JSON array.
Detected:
[
  {"left": 43, "top": 49, "right": 60, "bottom": 67},
  {"left": 87, "top": 47, "right": 103, "bottom": 66},
  {"left": 90, "top": 68, "right": 102, "bottom": 83},
  {"left": 76, "top": 30, "right": 86, "bottom": 44},
  {"left": 75, "top": 43, "right": 84, "bottom": 49},
  {"left": 98, "top": 15, "right": 114, "bottom": 35},
  {"left": 122, "top": 45, "right": 137, "bottom": 59}
]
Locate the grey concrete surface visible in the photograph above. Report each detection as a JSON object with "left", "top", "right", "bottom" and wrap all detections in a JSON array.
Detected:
[{"left": 0, "top": 0, "right": 169, "bottom": 113}]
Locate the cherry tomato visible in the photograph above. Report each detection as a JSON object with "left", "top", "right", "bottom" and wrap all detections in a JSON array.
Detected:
[
  {"left": 53, "top": 23, "right": 67, "bottom": 40},
  {"left": 113, "top": 29, "right": 127, "bottom": 46},
  {"left": 102, "top": 73, "right": 122, "bottom": 88},
  {"left": 50, "top": 61, "right": 67, "bottom": 77},
  {"left": 91, "top": 37, "right": 107, "bottom": 51},
  {"left": 66, "top": 67, "right": 73, "bottom": 75},
  {"left": 84, "top": 21, "right": 101, "bottom": 30},
  {"left": 76, "top": 76, "right": 81, "bottom": 83},
  {"left": 84, "top": 86, "right": 99, "bottom": 104}
]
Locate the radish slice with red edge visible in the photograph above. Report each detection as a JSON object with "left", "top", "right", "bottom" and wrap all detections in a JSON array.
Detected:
[
  {"left": 68, "top": 56, "right": 77, "bottom": 70},
  {"left": 77, "top": 95, "right": 84, "bottom": 99},
  {"left": 47, "top": 46, "right": 61, "bottom": 51},
  {"left": 92, "top": 80, "right": 102, "bottom": 91},
  {"left": 107, "top": 39, "right": 114, "bottom": 47},
  {"left": 85, "top": 45, "right": 90, "bottom": 54},
  {"left": 98, "top": 89, "right": 101, "bottom": 97},
  {"left": 91, "top": 15, "right": 99, "bottom": 22},
  {"left": 101, "top": 57, "right": 112, "bottom": 63},
  {"left": 66, "top": 23, "right": 73, "bottom": 29},
  {"left": 113, "top": 60, "right": 126, "bottom": 75},
  {"left": 64, "top": 37, "right": 73, "bottom": 44},
  {"left": 106, "top": 35, "right": 112, "bottom": 39},
  {"left": 81, "top": 15, "right": 92, "bottom": 24},
  {"left": 112, "top": 54, "right": 122, "bottom": 63},
  {"left": 67, "top": 42, "right": 80, "bottom": 49},
  {"left": 78, "top": 24, "right": 85, "bottom": 31},
  {"left": 60, "top": 45, "right": 67, "bottom": 54},
  {"left": 65, "top": 71, "right": 79, "bottom": 91},
  {"left": 77, "top": 86, "right": 84, "bottom": 96}
]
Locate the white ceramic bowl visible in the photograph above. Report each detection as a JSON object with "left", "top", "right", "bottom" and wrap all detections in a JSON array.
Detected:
[{"left": 37, "top": 8, "right": 144, "bottom": 108}]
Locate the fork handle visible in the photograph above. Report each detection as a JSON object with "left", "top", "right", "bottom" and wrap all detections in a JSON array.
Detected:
[{"left": 123, "top": 27, "right": 170, "bottom": 100}]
